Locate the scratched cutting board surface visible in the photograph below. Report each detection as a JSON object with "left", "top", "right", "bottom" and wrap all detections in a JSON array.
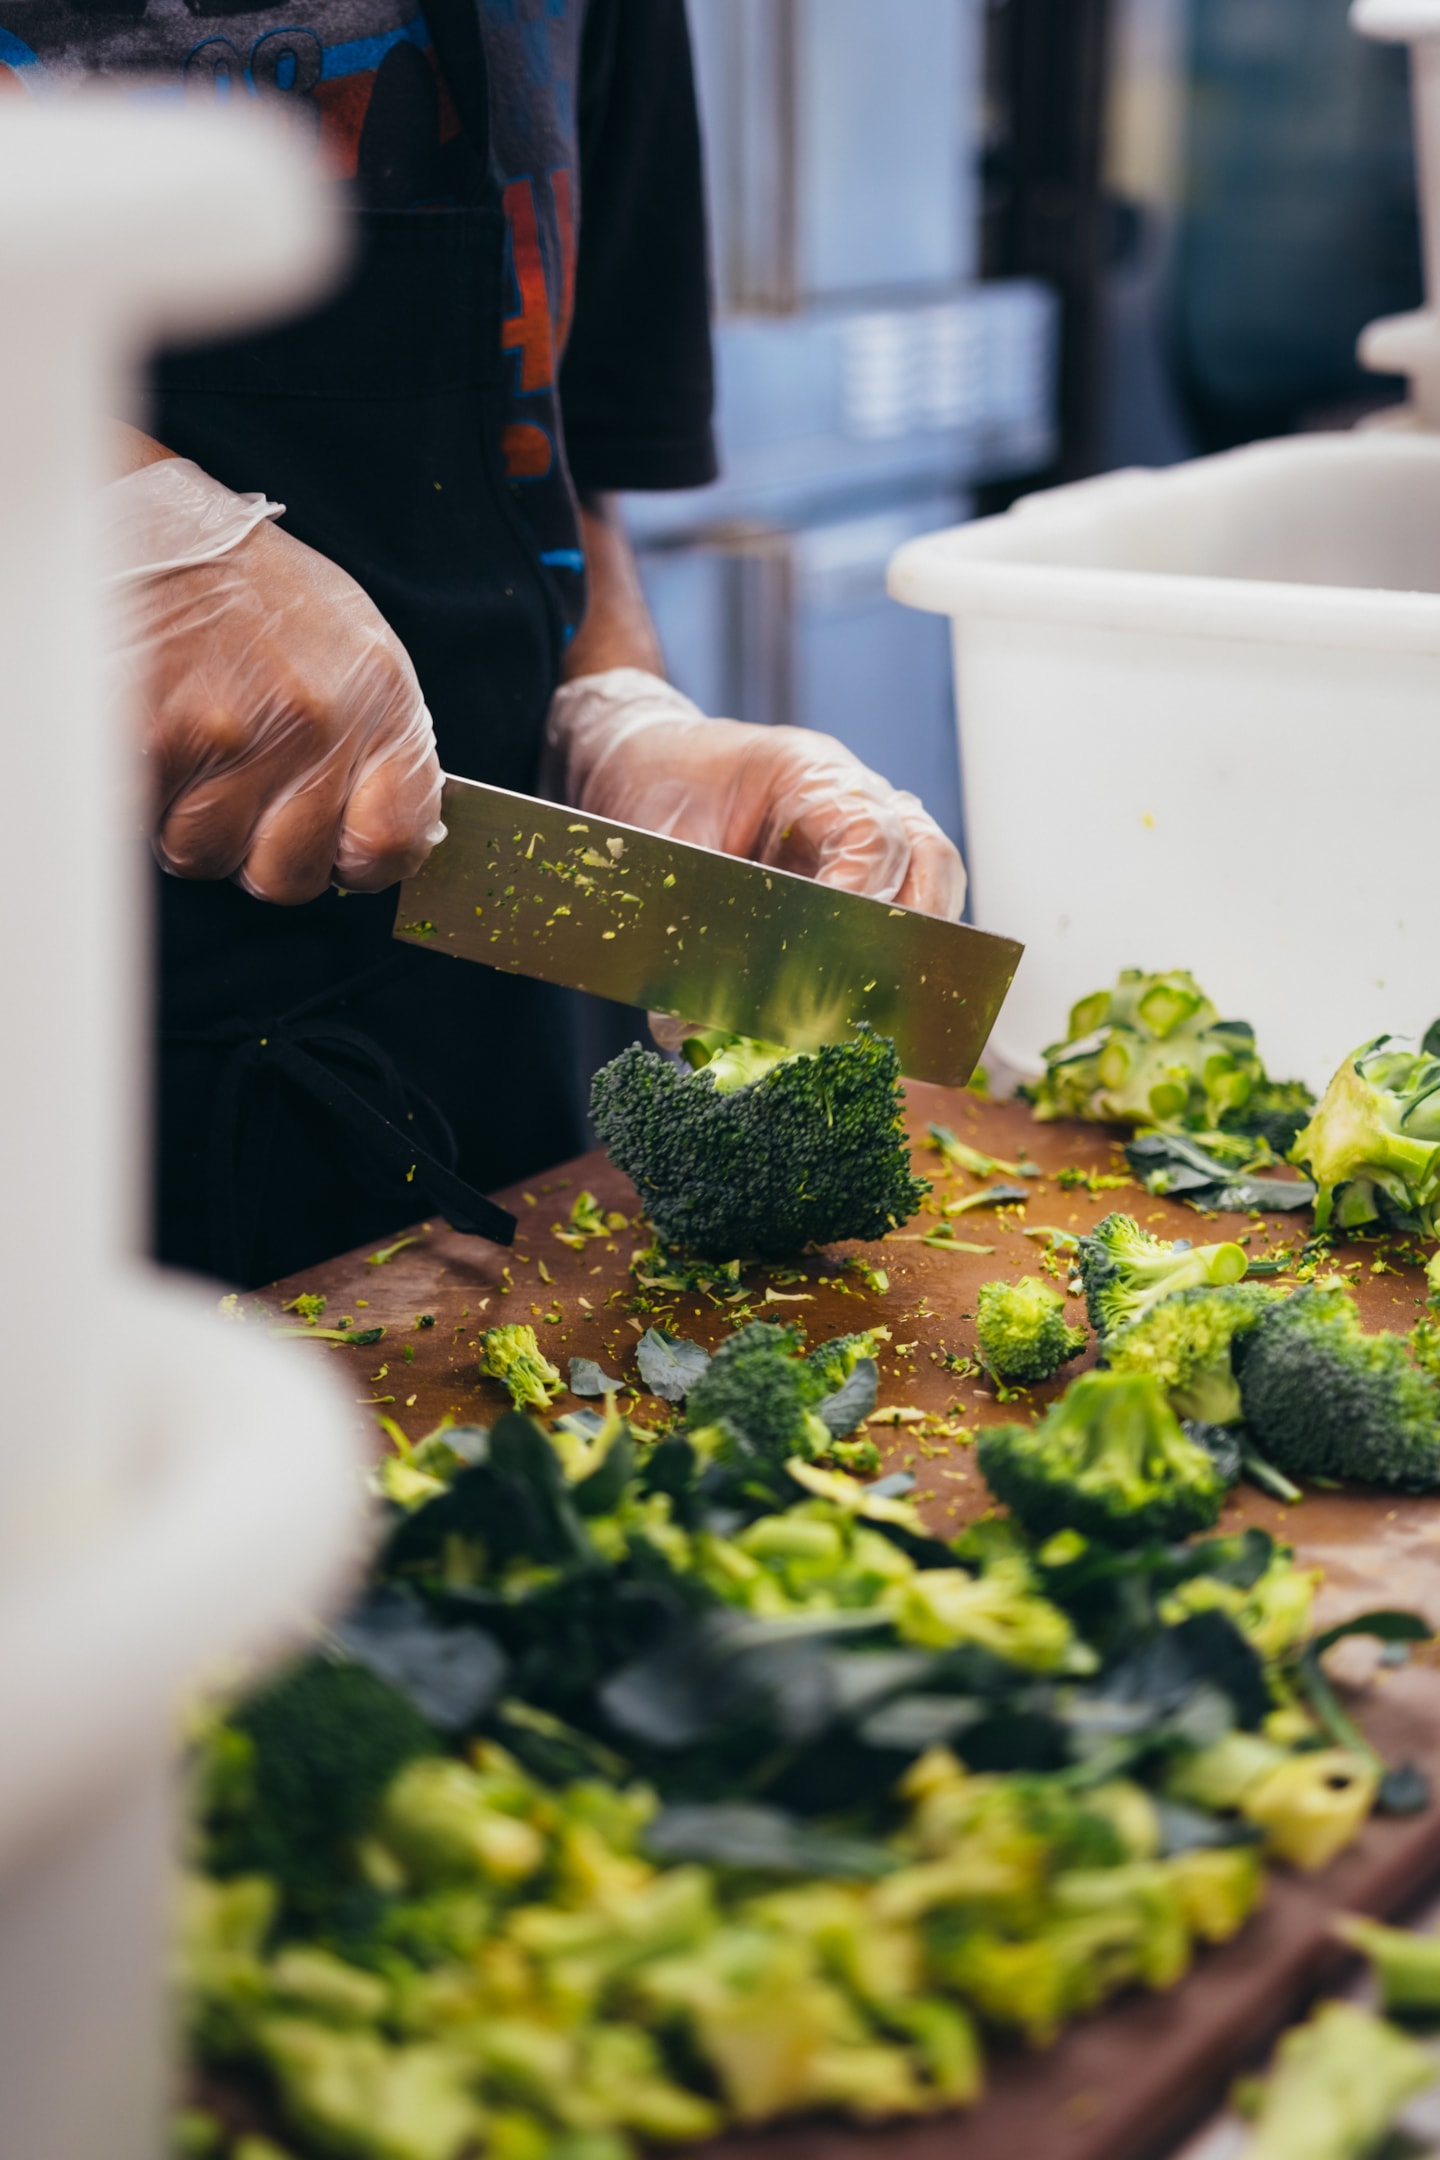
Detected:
[{"left": 257, "top": 1083, "right": 1440, "bottom": 2160}]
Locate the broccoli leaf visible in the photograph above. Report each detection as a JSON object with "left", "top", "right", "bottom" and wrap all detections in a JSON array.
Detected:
[
  {"left": 645, "top": 1802, "right": 898, "bottom": 1879},
  {"left": 1298, "top": 1611, "right": 1434, "bottom": 1814},
  {"left": 1125, "top": 1131, "right": 1316, "bottom": 1212},
  {"left": 636, "top": 1328, "right": 711, "bottom": 1402},
  {"left": 569, "top": 1356, "right": 623, "bottom": 1397},
  {"left": 815, "top": 1356, "right": 879, "bottom": 1437},
  {"left": 333, "top": 1587, "right": 507, "bottom": 1733}
]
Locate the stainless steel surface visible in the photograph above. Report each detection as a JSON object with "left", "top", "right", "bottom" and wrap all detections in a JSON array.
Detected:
[{"left": 394, "top": 777, "right": 1022, "bottom": 1087}]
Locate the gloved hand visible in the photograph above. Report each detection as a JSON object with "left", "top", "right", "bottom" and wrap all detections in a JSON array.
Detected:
[
  {"left": 109, "top": 457, "right": 444, "bottom": 905},
  {"left": 545, "top": 666, "right": 967, "bottom": 919}
]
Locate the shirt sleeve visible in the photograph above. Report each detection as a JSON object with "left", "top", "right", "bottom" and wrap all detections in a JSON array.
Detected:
[{"left": 559, "top": 0, "right": 719, "bottom": 495}]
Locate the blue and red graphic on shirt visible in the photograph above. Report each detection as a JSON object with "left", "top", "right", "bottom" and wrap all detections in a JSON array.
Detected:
[{"left": 0, "top": 0, "right": 590, "bottom": 621}]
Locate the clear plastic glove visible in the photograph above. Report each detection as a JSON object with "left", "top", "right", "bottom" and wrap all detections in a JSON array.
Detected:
[
  {"left": 108, "top": 457, "right": 444, "bottom": 905},
  {"left": 545, "top": 666, "right": 967, "bottom": 919}
]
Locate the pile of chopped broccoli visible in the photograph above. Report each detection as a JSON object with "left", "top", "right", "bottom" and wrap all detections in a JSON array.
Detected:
[
  {"left": 976, "top": 1277, "right": 1088, "bottom": 1387},
  {"left": 1237, "top": 2000, "right": 1434, "bottom": 2160},
  {"left": 1238, "top": 1285, "right": 1440, "bottom": 1491},
  {"left": 1104, "top": 1283, "right": 1278, "bottom": 1426},
  {"left": 1024, "top": 970, "right": 1309, "bottom": 1143},
  {"left": 978, "top": 1369, "right": 1229, "bottom": 1546},
  {"left": 1290, "top": 1036, "right": 1440, "bottom": 1234},
  {"left": 479, "top": 1323, "right": 563, "bottom": 1411},
  {"left": 589, "top": 1024, "right": 928, "bottom": 1259},
  {"left": 1076, "top": 1212, "right": 1249, "bottom": 1340}
]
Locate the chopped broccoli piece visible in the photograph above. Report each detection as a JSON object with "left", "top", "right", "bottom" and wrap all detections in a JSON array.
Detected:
[
  {"left": 257, "top": 2019, "right": 483, "bottom": 2160},
  {"left": 1104, "top": 1283, "right": 1279, "bottom": 1425},
  {"left": 1076, "top": 1212, "right": 1248, "bottom": 1340},
  {"left": 209, "top": 1661, "right": 437, "bottom": 1907},
  {"left": 1025, "top": 969, "right": 1301, "bottom": 1135},
  {"left": 1240, "top": 1749, "right": 1380, "bottom": 1872},
  {"left": 977, "top": 1370, "right": 1229, "bottom": 1546},
  {"left": 590, "top": 1025, "right": 928, "bottom": 1259},
  {"left": 976, "top": 1277, "right": 1087, "bottom": 1387},
  {"left": 1291, "top": 1037, "right": 1440, "bottom": 1233},
  {"left": 1238, "top": 1285, "right": 1440, "bottom": 1491},
  {"left": 684, "top": 1322, "right": 833, "bottom": 1464},
  {"left": 480, "top": 1324, "right": 564, "bottom": 1411},
  {"left": 377, "top": 1758, "right": 548, "bottom": 1890},
  {"left": 1334, "top": 1914, "right": 1440, "bottom": 2018},
  {"left": 888, "top": 1558, "right": 1082, "bottom": 1672},
  {"left": 1166, "top": 1846, "right": 1264, "bottom": 1944},
  {"left": 1239, "top": 2000, "right": 1434, "bottom": 2160}
]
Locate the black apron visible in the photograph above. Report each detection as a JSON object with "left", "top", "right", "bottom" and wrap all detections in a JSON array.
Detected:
[{"left": 149, "top": 177, "right": 586, "bottom": 1288}]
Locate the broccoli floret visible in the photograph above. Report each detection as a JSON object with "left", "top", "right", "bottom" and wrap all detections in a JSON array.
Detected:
[
  {"left": 684, "top": 1322, "right": 833, "bottom": 1464},
  {"left": 1240, "top": 2000, "right": 1434, "bottom": 2160},
  {"left": 977, "top": 1370, "right": 1228, "bottom": 1546},
  {"left": 479, "top": 1324, "right": 563, "bottom": 1411},
  {"left": 1026, "top": 969, "right": 1281, "bottom": 1131},
  {"left": 1076, "top": 1212, "right": 1248, "bottom": 1340},
  {"left": 1238, "top": 1285, "right": 1440, "bottom": 1491},
  {"left": 1104, "top": 1283, "right": 1279, "bottom": 1425},
  {"left": 1334, "top": 1914, "right": 1440, "bottom": 2018},
  {"left": 208, "top": 1661, "right": 438, "bottom": 1907},
  {"left": 805, "top": 1331, "right": 883, "bottom": 1397},
  {"left": 589, "top": 1024, "right": 928, "bottom": 1259},
  {"left": 1290, "top": 1037, "right": 1440, "bottom": 1233},
  {"left": 976, "top": 1277, "right": 1087, "bottom": 1387},
  {"left": 257, "top": 2019, "right": 483, "bottom": 2160}
]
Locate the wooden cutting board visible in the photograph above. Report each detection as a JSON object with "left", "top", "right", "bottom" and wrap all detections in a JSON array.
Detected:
[{"left": 256, "top": 1082, "right": 1440, "bottom": 2160}]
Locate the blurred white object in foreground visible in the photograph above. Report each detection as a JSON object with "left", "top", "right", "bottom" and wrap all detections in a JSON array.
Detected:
[
  {"left": 1354, "top": 0, "right": 1440, "bottom": 425},
  {"left": 888, "top": 1, "right": 1440, "bottom": 1097},
  {"left": 0, "top": 102, "right": 362, "bottom": 2160}
]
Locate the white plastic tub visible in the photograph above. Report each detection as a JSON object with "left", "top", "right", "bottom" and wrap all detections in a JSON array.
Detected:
[{"left": 889, "top": 431, "right": 1440, "bottom": 1093}]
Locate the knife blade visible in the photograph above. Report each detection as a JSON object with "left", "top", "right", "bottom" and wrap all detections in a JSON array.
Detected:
[{"left": 393, "top": 776, "right": 1022, "bottom": 1088}]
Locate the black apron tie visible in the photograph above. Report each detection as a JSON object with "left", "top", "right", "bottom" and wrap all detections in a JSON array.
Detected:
[{"left": 178, "top": 995, "right": 517, "bottom": 1285}]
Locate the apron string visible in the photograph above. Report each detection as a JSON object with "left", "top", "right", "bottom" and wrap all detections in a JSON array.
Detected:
[{"left": 202, "top": 1013, "right": 516, "bottom": 1283}]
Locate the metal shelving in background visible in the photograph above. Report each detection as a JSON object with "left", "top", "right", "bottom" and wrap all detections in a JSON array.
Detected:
[{"left": 621, "top": 0, "right": 1065, "bottom": 855}]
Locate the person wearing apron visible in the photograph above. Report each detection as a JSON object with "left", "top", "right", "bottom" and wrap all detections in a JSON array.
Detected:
[{"left": 5, "top": 0, "right": 967, "bottom": 1287}]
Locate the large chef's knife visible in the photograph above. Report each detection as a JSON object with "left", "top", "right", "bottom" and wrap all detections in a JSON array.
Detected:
[{"left": 393, "top": 777, "right": 1022, "bottom": 1088}]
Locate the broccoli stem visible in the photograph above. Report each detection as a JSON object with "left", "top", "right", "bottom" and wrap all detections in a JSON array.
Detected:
[{"left": 1239, "top": 1446, "right": 1302, "bottom": 1505}]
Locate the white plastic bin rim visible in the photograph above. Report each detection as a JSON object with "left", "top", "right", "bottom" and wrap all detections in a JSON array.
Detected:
[
  {"left": 1352, "top": 0, "right": 1440, "bottom": 39},
  {"left": 887, "top": 432, "right": 1440, "bottom": 655}
]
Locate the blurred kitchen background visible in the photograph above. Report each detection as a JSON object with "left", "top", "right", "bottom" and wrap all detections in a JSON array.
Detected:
[
  {"left": 573, "top": 0, "right": 1424, "bottom": 1093},
  {"left": 618, "top": 0, "right": 1424, "bottom": 860}
]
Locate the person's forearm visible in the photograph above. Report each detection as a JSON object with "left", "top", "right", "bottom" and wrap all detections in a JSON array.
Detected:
[
  {"left": 562, "top": 492, "right": 665, "bottom": 681},
  {"left": 110, "top": 420, "right": 178, "bottom": 475}
]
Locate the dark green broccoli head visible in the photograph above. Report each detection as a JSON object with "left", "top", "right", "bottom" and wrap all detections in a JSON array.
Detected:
[
  {"left": 977, "top": 1369, "right": 1228, "bottom": 1546},
  {"left": 589, "top": 1024, "right": 928, "bottom": 1260},
  {"left": 1238, "top": 1285, "right": 1440, "bottom": 1491},
  {"left": 1224, "top": 1076, "right": 1315, "bottom": 1155},
  {"left": 1104, "top": 1283, "right": 1280, "bottom": 1425},
  {"left": 976, "top": 1276, "right": 1088, "bottom": 1387},
  {"left": 207, "top": 1659, "right": 438, "bottom": 1905},
  {"left": 1076, "top": 1212, "right": 1247, "bottom": 1339},
  {"left": 684, "top": 1321, "right": 831, "bottom": 1463},
  {"left": 1290, "top": 1038, "right": 1440, "bottom": 1234}
]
